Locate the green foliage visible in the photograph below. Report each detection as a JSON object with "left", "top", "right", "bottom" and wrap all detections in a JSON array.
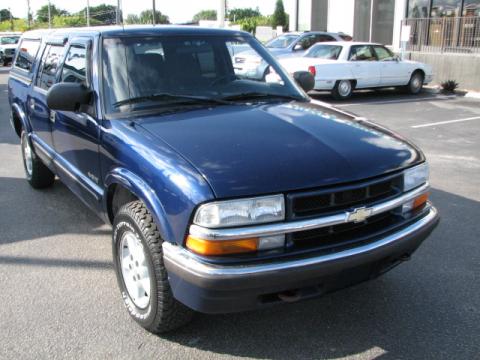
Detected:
[
  {"left": 36, "top": 5, "right": 68, "bottom": 23},
  {"left": 441, "top": 80, "right": 459, "bottom": 93},
  {"left": 192, "top": 10, "right": 217, "bottom": 22},
  {"left": 272, "top": 0, "right": 288, "bottom": 29},
  {"left": 129, "top": 10, "right": 170, "bottom": 24},
  {"left": 236, "top": 16, "right": 273, "bottom": 33},
  {"left": 0, "top": 19, "right": 27, "bottom": 32},
  {"left": 0, "top": 9, "right": 14, "bottom": 21},
  {"left": 77, "top": 4, "right": 118, "bottom": 24},
  {"left": 228, "top": 7, "right": 261, "bottom": 22}
]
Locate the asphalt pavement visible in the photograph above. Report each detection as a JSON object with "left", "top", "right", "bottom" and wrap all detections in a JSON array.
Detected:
[{"left": 1, "top": 68, "right": 479, "bottom": 359}]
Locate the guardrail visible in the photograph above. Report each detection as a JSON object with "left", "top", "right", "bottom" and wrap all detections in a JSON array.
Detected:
[{"left": 402, "top": 17, "right": 480, "bottom": 54}]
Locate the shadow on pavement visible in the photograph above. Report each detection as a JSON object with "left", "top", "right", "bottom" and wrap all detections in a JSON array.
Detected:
[
  {"left": 0, "top": 176, "right": 109, "bottom": 245},
  {"left": 161, "top": 188, "right": 479, "bottom": 359}
]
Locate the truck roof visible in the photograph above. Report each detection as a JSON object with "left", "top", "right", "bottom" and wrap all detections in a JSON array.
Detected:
[{"left": 20, "top": 25, "right": 250, "bottom": 40}]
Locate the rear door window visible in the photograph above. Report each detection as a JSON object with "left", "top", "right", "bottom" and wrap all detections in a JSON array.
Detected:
[
  {"left": 14, "top": 39, "right": 40, "bottom": 72},
  {"left": 36, "top": 44, "right": 64, "bottom": 90},
  {"left": 349, "top": 45, "right": 377, "bottom": 61}
]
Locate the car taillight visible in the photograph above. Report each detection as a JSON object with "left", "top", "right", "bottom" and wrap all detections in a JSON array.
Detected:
[{"left": 308, "top": 66, "right": 316, "bottom": 76}]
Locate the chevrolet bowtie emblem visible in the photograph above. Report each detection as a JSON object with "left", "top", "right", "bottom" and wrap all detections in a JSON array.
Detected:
[{"left": 347, "top": 207, "right": 373, "bottom": 223}]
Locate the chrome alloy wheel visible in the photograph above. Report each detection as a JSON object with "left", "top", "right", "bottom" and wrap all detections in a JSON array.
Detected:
[
  {"left": 120, "top": 231, "right": 152, "bottom": 309},
  {"left": 411, "top": 74, "right": 422, "bottom": 92},
  {"left": 338, "top": 80, "right": 352, "bottom": 97},
  {"left": 22, "top": 135, "right": 33, "bottom": 176}
]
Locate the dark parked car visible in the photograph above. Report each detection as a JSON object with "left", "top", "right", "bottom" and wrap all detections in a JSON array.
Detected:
[{"left": 8, "top": 26, "right": 438, "bottom": 334}]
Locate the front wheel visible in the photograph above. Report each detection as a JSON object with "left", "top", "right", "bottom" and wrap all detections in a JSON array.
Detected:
[
  {"left": 112, "top": 200, "right": 193, "bottom": 334},
  {"left": 332, "top": 80, "right": 353, "bottom": 100},
  {"left": 21, "top": 131, "right": 55, "bottom": 189},
  {"left": 406, "top": 71, "right": 424, "bottom": 95}
]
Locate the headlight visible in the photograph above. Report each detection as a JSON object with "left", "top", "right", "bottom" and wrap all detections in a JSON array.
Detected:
[
  {"left": 193, "top": 194, "right": 285, "bottom": 228},
  {"left": 404, "top": 162, "right": 429, "bottom": 192}
]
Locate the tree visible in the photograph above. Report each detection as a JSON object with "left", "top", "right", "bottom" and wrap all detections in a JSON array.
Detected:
[
  {"left": 0, "top": 9, "right": 14, "bottom": 22},
  {"left": 125, "top": 14, "right": 140, "bottom": 24},
  {"left": 78, "top": 4, "right": 118, "bottom": 24},
  {"left": 138, "top": 10, "right": 170, "bottom": 24},
  {"left": 228, "top": 7, "right": 261, "bottom": 22},
  {"left": 36, "top": 5, "right": 68, "bottom": 23},
  {"left": 272, "top": 0, "right": 288, "bottom": 29},
  {"left": 192, "top": 10, "right": 217, "bottom": 22}
]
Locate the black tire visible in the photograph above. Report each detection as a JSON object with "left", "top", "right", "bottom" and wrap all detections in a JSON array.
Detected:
[
  {"left": 112, "top": 200, "right": 193, "bottom": 334},
  {"left": 406, "top": 71, "right": 424, "bottom": 95},
  {"left": 21, "top": 131, "right": 55, "bottom": 189},
  {"left": 332, "top": 80, "right": 353, "bottom": 100}
]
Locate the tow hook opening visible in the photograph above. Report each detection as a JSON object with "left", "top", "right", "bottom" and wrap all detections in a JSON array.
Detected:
[{"left": 278, "top": 290, "right": 302, "bottom": 303}]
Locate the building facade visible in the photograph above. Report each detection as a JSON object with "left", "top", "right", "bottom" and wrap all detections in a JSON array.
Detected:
[{"left": 288, "top": 0, "right": 480, "bottom": 50}]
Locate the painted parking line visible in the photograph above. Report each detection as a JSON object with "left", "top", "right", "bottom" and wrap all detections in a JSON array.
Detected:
[
  {"left": 411, "top": 116, "right": 480, "bottom": 128},
  {"left": 336, "top": 95, "right": 456, "bottom": 107}
]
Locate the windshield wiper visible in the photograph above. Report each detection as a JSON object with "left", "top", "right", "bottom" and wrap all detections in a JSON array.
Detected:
[
  {"left": 219, "top": 92, "right": 304, "bottom": 102},
  {"left": 113, "top": 93, "right": 231, "bottom": 108}
]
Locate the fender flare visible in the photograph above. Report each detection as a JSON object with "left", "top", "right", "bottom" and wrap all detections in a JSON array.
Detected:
[
  {"left": 104, "top": 167, "right": 176, "bottom": 244},
  {"left": 11, "top": 102, "right": 32, "bottom": 134}
]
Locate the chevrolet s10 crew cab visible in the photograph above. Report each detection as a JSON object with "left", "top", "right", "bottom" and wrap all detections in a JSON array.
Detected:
[{"left": 8, "top": 26, "right": 439, "bottom": 333}]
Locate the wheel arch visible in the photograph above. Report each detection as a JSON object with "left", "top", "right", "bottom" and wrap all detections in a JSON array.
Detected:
[
  {"left": 412, "top": 68, "right": 425, "bottom": 79},
  {"left": 11, "top": 102, "right": 31, "bottom": 137},
  {"left": 104, "top": 168, "right": 176, "bottom": 244}
]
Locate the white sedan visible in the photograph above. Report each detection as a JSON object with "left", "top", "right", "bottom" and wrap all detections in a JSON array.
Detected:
[{"left": 277, "top": 42, "right": 433, "bottom": 99}]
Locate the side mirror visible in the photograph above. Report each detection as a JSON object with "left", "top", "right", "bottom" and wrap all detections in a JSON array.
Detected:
[
  {"left": 46, "top": 82, "right": 91, "bottom": 112},
  {"left": 293, "top": 43, "right": 304, "bottom": 51},
  {"left": 293, "top": 71, "right": 315, "bottom": 93}
]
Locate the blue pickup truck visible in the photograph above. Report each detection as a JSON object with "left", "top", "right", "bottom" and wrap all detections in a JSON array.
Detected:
[{"left": 8, "top": 26, "right": 439, "bottom": 334}]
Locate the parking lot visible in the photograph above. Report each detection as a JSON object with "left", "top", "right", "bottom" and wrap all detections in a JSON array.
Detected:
[{"left": 0, "top": 66, "right": 479, "bottom": 359}]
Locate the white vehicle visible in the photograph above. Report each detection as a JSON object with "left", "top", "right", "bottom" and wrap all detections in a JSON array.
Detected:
[
  {"left": 278, "top": 42, "right": 433, "bottom": 99},
  {"left": 0, "top": 32, "right": 21, "bottom": 66}
]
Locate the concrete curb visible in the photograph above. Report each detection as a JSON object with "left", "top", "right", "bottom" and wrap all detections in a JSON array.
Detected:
[{"left": 423, "top": 85, "right": 480, "bottom": 99}]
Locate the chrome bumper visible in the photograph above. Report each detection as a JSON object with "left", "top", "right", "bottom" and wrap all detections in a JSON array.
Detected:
[{"left": 163, "top": 205, "right": 438, "bottom": 280}]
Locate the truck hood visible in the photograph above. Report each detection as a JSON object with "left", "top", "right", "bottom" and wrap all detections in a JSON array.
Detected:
[{"left": 138, "top": 101, "right": 422, "bottom": 198}]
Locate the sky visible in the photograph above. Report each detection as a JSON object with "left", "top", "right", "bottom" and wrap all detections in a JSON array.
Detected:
[{"left": 2, "top": 0, "right": 292, "bottom": 23}]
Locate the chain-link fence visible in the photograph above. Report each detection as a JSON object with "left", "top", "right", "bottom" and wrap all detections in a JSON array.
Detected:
[{"left": 402, "top": 17, "right": 480, "bottom": 54}]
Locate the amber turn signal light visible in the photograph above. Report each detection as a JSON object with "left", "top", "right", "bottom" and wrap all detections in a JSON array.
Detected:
[
  {"left": 186, "top": 236, "right": 258, "bottom": 256},
  {"left": 413, "top": 193, "right": 429, "bottom": 209}
]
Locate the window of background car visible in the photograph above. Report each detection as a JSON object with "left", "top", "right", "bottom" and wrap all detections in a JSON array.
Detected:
[
  {"left": 1, "top": 36, "right": 19, "bottom": 45},
  {"left": 14, "top": 39, "right": 40, "bottom": 72},
  {"left": 266, "top": 35, "right": 298, "bottom": 48},
  {"left": 349, "top": 45, "right": 377, "bottom": 61},
  {"left": 36, "top": 44, "right": 64, "bottom": 90},
  {"left": 373, "top": 45, "right": 394, "bottom": 60},
  {"left": 305, "top": 45, "right": 343, "bottom": 60},
  {"left": 61, "top": 46, "right": 87, "bottom": 85},
  {"left": 102, "top": 36, "right": 302, "bottom": 114}
]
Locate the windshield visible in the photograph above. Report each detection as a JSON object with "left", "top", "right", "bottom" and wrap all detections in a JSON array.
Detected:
[
  {"left": 102, "top": 35, "right": 306, "bottom": 115},
  {"left": 265, "top": 35, "right": 298, "bottom": 49},
  {"left": 305, "top": 45, "right": 343, "bottom": 60},
  {"left": 1, "top": 36, "right": 20, "bottom": 45}
]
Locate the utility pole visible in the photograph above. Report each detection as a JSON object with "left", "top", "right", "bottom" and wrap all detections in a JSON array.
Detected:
[
  {"left": 26, "top": 0, "right": 31, "bottom": 28},
  {"left": 152, "top": 0, "right": 156, "bottom": 25},
  {"left": 86, "top": 0, "right": 90, "bottom": 26},
  {"left": 48, "top": 0, "right": 52, "bottom": 28},
  {"left": 9, "top": 7, "right": 14, "bottom": 31},
  {"left": 116, "top": 0, "right": 121, "bottom": 24}
]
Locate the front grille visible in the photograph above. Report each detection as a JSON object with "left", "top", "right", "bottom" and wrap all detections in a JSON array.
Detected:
[
  {"left": 289, "top": 209, "right": 403, "bottom": 251},
  {"left": 287, "top": 174, "right": 403, "bottom": 219},
  {"left": 4, "top": 49, "right": 14, "bottom": 56}
]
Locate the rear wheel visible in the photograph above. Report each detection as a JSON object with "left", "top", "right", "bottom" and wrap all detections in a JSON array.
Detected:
[
  {"left": 406, "top": 71, "right": 424, "bottom": 95},
  {"left": 21, "top": 131, "right": 55, "bottom": 189},
  {"left": 112, "top": 200, "right": 193, "bottom": 334},
  {"left": 332, "top": 80, "right": 353, "bottom": 100}
]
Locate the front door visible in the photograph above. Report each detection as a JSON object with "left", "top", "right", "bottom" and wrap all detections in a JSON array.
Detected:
[
  {"left": 372, "top": 45, "right": 410, "bottom": 86},
  {"left": 51, "top": 38, "right": 103, "bottom": 211}
]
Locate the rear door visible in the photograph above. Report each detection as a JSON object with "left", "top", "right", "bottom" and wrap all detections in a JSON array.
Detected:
[
  {"left": 51, "top": 37, "right": 103, "bottom": 210},
  {"left": 348, "top": 45, "right": 381, "bottom": 88},
  {"left": 373, "top": 45, "right": 410, "bottom": 86}
]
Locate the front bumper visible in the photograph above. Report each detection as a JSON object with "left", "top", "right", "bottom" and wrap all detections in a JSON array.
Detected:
[{"left": 163, "top": 206, "right": 439, "bottom": 314}]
